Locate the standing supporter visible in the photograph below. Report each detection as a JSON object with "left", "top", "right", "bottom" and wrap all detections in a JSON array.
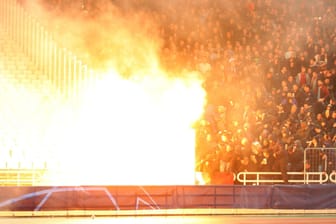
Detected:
[
  {"left": 314, "top": 79, "right": 330, "bottom": 114},
  {"left": 295, "top": 121, "right": 311, "bottom": 148},
  {"left": 236, "top": 155, "right": 258, "bottom": 175},
  {"left": 327, "top": 110, "right": 336, "bottom": 130},
  {"left": 271, "top": 141, "right": 289, "bottom": 184},
  {"left": 288, "top": 140, "right": 304, "bottom": 172},
  {"left": 310, "top": 71, "right": 321, "bottom": 95},
  {"left": 296, "top": 66, "right": 310, "bottom": 88},
  {"left": 259, "top": 148, "right": 274, "bottom": 172}
]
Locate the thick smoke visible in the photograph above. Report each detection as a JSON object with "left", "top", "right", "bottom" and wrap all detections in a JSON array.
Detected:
[
  {"left": 20, "top": 0, "right": 336, "bottom": 110},
  {"left": 20, "top": 0, "right": 255, "bottom": 77},
  {"left": 22, "top": 0, "right": 165, "bottom": 77},
  {"left": 21, "top": 0, "right": 336, "bottom": 113}
]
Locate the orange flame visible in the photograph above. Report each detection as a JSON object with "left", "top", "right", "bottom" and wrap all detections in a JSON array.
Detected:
[
  {"left": 1, "top": 1, "right": 206, "bottom": 185},
  {"left": 45, "top": 68, "right": 205, "bottom": 185}
]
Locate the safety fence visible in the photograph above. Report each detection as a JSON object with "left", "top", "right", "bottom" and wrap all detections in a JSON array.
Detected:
[
  {"left": 236, "top": 147, "right": 336, "bottom": 185},
  {"left": 236, "top": 171, "right": 331, "bottom": 185},
  {"left": 304, "top": 147, "right": 336, "bottom": 183},
  {"left": 0, "top": 169, "right": 46, "bottom": 186},
  {"left": 304, "top": 148, "right": 336, "bottom": 171},
  {"left": 0, "top": 0, "right": 96, "bottom": 98}
]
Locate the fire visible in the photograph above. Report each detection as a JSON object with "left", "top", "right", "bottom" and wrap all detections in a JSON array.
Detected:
[
  {"left": 43, "top": 68, "right": 205, "bottom": 185},
  {"left": 0, "top": 0, "right": 206, "bottom": 185},
  {"left": 41, "top": 6, "right": 207, "bottom": 185}
]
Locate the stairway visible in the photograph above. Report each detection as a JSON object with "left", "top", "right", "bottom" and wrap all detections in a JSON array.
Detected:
[{"left": 0, "top": 27, "right": 56, "bottom": 185}]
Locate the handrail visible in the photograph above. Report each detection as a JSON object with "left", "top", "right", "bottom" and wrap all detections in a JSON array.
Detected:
[
  {"left": 0, "top": 168, "right": 47, "bottom": 186},
  {"left": 329, "top": 172, "right": 336, "bottom": 184},
  {"left": 236, "top": 171, "right": 329, "bottom": 185}
]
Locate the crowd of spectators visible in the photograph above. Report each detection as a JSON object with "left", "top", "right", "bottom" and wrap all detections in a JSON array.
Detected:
[
  {"left": 21, "top": 0, "right": 336, "bottom": 184},
  {"left": 187, "top": 0, "right": 336, "bottom": 184}
]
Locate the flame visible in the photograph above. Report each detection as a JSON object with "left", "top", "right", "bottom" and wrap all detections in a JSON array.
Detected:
[
  {"left": 0, "top": 57, "right": 205, "bottom": 186},
  {"left": 0, "top": 67, "right": 205, "bottom": 185},
  {"left": 44, "top": 68, "right": 205, "bottom": 185},
  {"left": 1, "top": 1, "right": 206, "bottom": 185},
  {"left": 42, "top": 8, "right": 207, "bottom": 185}
]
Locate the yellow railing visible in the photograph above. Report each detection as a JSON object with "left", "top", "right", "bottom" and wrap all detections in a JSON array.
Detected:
[
  {"left": 0, "top": 0, "right": 95, "bottom": 98},
  {"left": 0, "top": 169, "right": 46, "bottom": 186}
]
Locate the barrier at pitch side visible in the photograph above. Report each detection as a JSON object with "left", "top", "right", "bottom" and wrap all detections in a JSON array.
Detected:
[{"left": 0, "top": 185, "right": 335, "bottom": 211}]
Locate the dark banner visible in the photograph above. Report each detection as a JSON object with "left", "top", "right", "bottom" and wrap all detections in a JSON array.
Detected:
[{"left": 0, "top": 185, "right": 335, "bottom": 211}]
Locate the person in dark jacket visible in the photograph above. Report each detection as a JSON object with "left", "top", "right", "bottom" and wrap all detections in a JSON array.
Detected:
[
  {"left": 271, "top": 141, "right": 289, "bottom": 184},
  {"left": 288, "top": 140, "right": 304, "bottom": 172}
]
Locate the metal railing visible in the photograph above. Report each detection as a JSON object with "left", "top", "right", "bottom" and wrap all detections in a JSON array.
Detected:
[
  {"left": 235, "top": 147, "right": 336, "bottom": 185},
  {"left": 304, "top": 147, "right": 336, "bottom": 183},
  {"left": 0, "top": 168, "right": 46, "bottom": 186},
  {"left": 0, "top": 0, "right": 95, "bottom": 98},
  {"left": 236, "top": 171, "right": 329, "bottom": 185},
  {"left": 330, "top": 172, "right": 336, "bottom": 183}
]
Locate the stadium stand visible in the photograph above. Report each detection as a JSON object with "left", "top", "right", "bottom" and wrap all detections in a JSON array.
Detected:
[{"left": 1, "top": 0, "right": 336, "bottom": 185}]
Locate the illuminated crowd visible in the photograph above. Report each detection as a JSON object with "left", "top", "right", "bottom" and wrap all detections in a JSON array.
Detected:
[
  {"left": 184, "top": 0, "right": 336, "bottom": 184},
  {"left": 21, "top": 0, "right": 336, "bottom": 184}
]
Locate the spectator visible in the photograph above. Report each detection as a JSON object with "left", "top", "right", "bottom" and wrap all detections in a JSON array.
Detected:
[
  {"left": 271, "top": 141, "right": 289, "bottom": 184},
  {"left": 296, "top": 66, "right": 310, "bottom": 88},
  {"left": 288, "top": 140, "right": 304, "bottom": 172},
  {"left": 259, "top": 148, "right": 274, "bottom": 172}
]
